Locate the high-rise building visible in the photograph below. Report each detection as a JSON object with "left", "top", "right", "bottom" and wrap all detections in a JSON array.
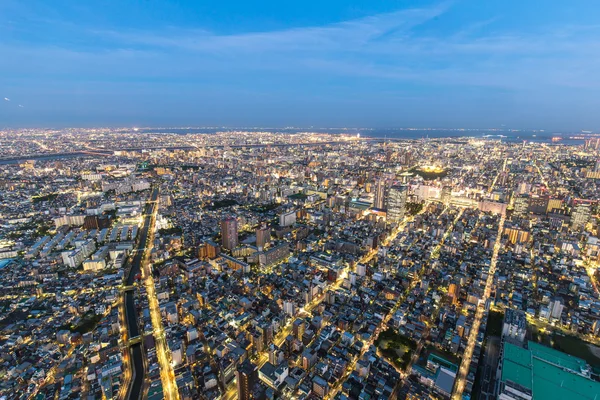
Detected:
[
  {"left": 528, "top": 195, "right": 549, "bottom": 215},
  {"left": 220, "top": 217, "right": 238, "bottom": 250},
  {"left": 279, "top": 210, "right": 296, "bottom": 227},
  {"left": 513, "top": 194, "right": 530, "bottom": 217},
  {"left": 546, "top": 197, "right": 563, "bottom": 213},
  {"left": 257, "top": 243, "right": 290, "bottom": 268},
  {"left": 206, "top": 240, "right": 221, "bottom": 259},
  {"left": 313, "top": 376, "right": 329, "bottom": 398},
  {"left": 448, "top": 283, "right": 460, "bottom": 305},
  {"left": 549, "top": 297, "right": 564, "bottom": 320},
  {"left": 441, "top": 185, "right": 452, "bottom": 205},
  {"left": 373, "top": 179, "right": 388, "bottom": 210},
  {"left": 571, "top": 203, "right": 591, "bottom": 230},
  {"left": 256, "top": 225, "right": 271, "bottom": 251},
  {"left": 283, "top": 300, "right": 295, "bottom": 316},
  {"left": 502, "top": 309, "right": 527, "bottom": 345},
  {"left": 386, "top": 184, "right": 408, "bottom": 222},
  {"left": 268, "top": 343, "right": 283, "bottom": 365},
  {"left": 258, "top": 322, "right": 273, "bottom": 347},
  {"left": 197, "top": 243, "right": 208, "bottom": 259},
  {"left": 292, "top": 319, "right": 305, "bottom": 340},
  {"left": 236, "top": 360, "right": 258, "bottom": 400},
  {"left": 83, "top": 215, "right": 111, "bottom": 230},
  {"left": 516, "top": 182, "right": 532, "bottom": 195},
  {"left": 504, "top": 226, "right": 530, "bottom": 244},
  {"left": 498, "top": 341, "right": 600, "bottom": 400}
]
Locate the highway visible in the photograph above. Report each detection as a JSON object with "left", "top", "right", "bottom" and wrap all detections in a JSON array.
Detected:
[{"left": 123, "top": 187, "right": 160, "bottom": 400}]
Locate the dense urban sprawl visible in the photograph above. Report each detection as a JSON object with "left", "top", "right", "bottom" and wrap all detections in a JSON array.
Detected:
[{"left": 1, "top": 129, "right": 600, "bottom": 400}]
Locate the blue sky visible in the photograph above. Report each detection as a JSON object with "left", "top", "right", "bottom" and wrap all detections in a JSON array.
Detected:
[{"left": 1, "top": 0, "right": 599, "bottom": 129}]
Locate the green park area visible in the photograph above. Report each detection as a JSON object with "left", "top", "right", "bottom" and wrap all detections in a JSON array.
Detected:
[
  {"left": 205, "top": 199, "right": 239, "bottom": 210},
  {"left": 288, "top": 193, "right": 308, "bottom": 200},
  {"left": 485, "top": 310, "right": 504, "bottom": 337},
  {"left": 72, "top": 313, "right": 103, "bottom": 334},
  {"left": 32, "top": 193, "right": 59, "bottom": 203},
  {"left": 530, "top": 324, "right": 600, "bottom": 371},
  {"left": 553, "top": 334, "right": 600, "bottom": 369},
  {"left": 57, "top": 312, "right": 103, "bottom": 335},
  {"left": 406, "top": 202, "right": 424, "bottom": 216},
  {"left": 158, "top": 226, "right": 183, "bottom": 236},
  {"left": 409, "top": 166, "right": 448, "bottom": 180},
  {"left": 249, "top": 203, "right": 280, "bottom": 213},
  {"left": 375, "top": 328, "right": 418, "bottom": 370}
]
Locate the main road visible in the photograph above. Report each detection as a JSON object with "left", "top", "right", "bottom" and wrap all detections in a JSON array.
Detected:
[
  {"left": 451, "top": 211, "right": 505, "bottom": 399},
  {"left": 139, "top": 188, "right": 180, "bottom": 400},
  {"left": 123, "top": 187, "right": 160, "bottom": 400}
]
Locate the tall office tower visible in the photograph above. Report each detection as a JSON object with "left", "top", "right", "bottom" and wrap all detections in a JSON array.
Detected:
[
  {"left": 549, "top": 297, "right": 564, "bottom": 320},
  {"left": 220, "top": 217, "right": 239, "bottom": 250},
  {"left": 373, "top": 179, "right": 388, "bottom": 210},
  {"left": 386, "top": 184, "right": 408, "bottom": 222},
  {"left": 595, "top": 159, "right": 600, "bottom": 172},
  {"left": 571, "top": 203, "right": 591, "bottom": 230},
  {"left": 441, "top": 185, "right": 452, "bottom": 205},
  {"left": 513, "top": 194, "right": 530, "bottom": 217},
  {"left": 256, "top": 224, "right": 271, "bottom": 251},
  {"left": 236, "top": 360, "right": 258, "bottom": 400}
]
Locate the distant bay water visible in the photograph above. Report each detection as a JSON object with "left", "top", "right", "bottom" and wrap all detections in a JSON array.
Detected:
[
  {"left": 1, "top": 127, "right": 593, "bottom": 165},
  {"left": 136, "top": 127, "right": 591, "bottom": 146}
]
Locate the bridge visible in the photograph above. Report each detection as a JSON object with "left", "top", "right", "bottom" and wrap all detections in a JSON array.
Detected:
[{"left": 128, "top": 336, "right": 142, "bottom": 346}]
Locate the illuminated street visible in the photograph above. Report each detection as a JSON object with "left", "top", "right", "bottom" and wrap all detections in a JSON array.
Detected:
[
  {"left": 452, "top": 212, "right": 505, "bottom": 400},
  {"left": 139, "top": 192, "right": 180, "bottom": 400}
]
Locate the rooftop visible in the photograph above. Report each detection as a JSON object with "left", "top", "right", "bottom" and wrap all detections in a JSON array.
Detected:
[{"left": 502, "top": 341, "right": 600, "bottom": 400}]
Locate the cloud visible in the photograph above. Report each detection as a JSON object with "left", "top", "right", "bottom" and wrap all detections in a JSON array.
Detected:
[
  {"left": 4, "top": 97, "right": 10, "bottom": 101},
  {"left": 16, "top": 3, "right": 592, "bottom": 94},
  {"left": 1, "top": 0, "right": 600, "bottom": 128},
  {"left": 94, "top": 3, "right": 452, "bottom": 54}
]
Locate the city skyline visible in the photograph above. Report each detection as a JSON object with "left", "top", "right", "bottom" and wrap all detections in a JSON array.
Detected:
[
  {"left": 2, "top": 1, "right": 600, "bottom": 400},
  {"left": 1, "top": 129, "right": 599, "bottom": 400}
]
